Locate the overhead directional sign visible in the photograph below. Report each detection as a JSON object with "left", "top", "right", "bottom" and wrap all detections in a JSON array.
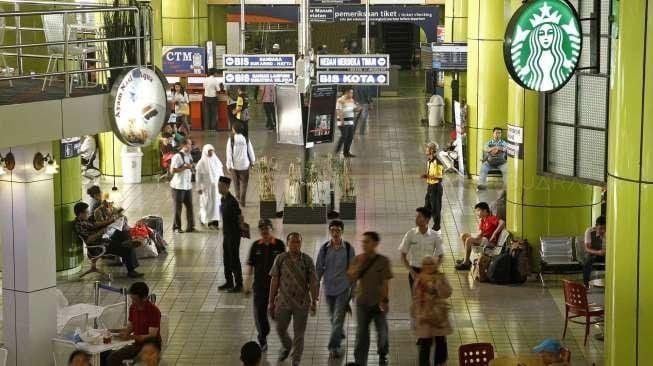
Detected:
[
  {"left": 223, "top": 54, "right": 296, "bottom": 69},
  {"left": 223, "top": 71, "right": 296, "bottom": 85},
  {"left": 317, "top": 54, "right": 389, "bottom": 69},
  {"left": 316, "top": 71, "right": 389, "bottom": 85}
]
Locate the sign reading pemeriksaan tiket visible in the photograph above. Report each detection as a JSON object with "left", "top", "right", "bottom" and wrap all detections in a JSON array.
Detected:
[{"left": 504, "top": 0, "right": 582, "bottom": 92}]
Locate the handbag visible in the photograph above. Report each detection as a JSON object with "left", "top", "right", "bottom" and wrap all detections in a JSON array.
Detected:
[
  {"left": 178, "top": 103, "right": 190, "bottom": 116},
  {"left": 240, "top": 221, "right": 251, "bottom": 239}
]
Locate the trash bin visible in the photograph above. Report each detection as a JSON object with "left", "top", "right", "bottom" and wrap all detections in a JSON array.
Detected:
[
  {"left": 122, "top": 146, "right": 143, "bottom": 184},
  {"left": 427, "top": 94, "right": 444, "bottom": 127}
]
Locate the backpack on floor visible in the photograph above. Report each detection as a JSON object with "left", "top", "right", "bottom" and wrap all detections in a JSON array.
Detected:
[
  {"left": 487, "top": 253, "right": 512, "bottom": 284},
  {"left": 510, "top": 239, "right": 532, "bottom": 284}
]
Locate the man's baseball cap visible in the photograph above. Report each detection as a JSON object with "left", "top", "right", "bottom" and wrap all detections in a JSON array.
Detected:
[{"left": 258, "top": 218, "right": 273, "bottom": 229}]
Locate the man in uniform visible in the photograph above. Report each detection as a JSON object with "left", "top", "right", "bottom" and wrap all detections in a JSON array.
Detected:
[{"left": 244, "top": 219, "right": 286, "bottom": 351}]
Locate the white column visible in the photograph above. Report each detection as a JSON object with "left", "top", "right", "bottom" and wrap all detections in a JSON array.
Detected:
[{"left": 0, "top": 142, "right": 57, "bottom": 366}]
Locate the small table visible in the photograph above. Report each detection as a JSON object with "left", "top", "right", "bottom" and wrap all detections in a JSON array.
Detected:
[
  {"left": 78, "top": 337, "right": 134, "bottom": 365},
  {"left": 57, "top": 304, "right": 105, "bottom": 333},
  {"left": 490, "top": 354, "right": 545, "bottom": 366}
]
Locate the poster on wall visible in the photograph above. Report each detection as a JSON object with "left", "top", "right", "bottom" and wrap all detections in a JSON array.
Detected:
[
  {"left": 276, "top": 86, "right": 304, "bottom": 146},
  {"left": 110, "top": 67, "right": 168, "bottom": 147},
  {"left": 453, "top": 101, "right": 466, "bottom": 175},
  {"left": 306, "top": 84, "right": 337, "bottom": 144},
  {"left": 162, "top": 46, "right": 206, "bottom": 75},
  {"left": 60, "top": 137, "right": 81, "bottom": 159}
]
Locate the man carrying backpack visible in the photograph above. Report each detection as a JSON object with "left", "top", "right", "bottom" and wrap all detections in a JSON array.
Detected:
[
  {"left": 226, "top": 122, "right": 256, "bottom": 206},
  {"left": 169, "top": 138, "right": 196, "bottom": 233},
  {"left": 316, "top": 220, "right": 356, "bottom": 359}
]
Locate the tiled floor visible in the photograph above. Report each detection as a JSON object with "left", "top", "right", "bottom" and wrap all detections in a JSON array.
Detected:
[{"left": 50, "top": 73, "right": 604, "bottom": 365}]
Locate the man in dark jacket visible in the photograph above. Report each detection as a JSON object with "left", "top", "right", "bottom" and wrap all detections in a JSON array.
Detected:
[{"left": 218, "top": 176, "right": 244, "bottom": 292}]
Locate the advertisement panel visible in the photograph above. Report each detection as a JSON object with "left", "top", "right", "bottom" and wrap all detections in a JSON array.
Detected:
[
  {"left": 162, "top": 46, "right": 206, "bottom": 75},
  {"left": 276, "top": 86, "right": 304, "bottom": 146},
  {"left": 110, "top": 67, "right": 168, "bottom": 147},
  {"left": 60, "top": 137, "right": 81, "bottom": 159},
  {"left": 306, "top": 85, "right": 337, "bottom": 144}
]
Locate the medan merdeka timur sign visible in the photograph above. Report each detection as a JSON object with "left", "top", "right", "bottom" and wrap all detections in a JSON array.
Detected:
[{"left": 504, "top": 0, "right": 582, "bottom": 92}]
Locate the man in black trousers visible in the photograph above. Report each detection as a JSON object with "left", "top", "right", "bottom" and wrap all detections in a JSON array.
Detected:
[
  {"left": 421, "top": 142, "right": 444, "bottom": 232},
  {"left": 218, "top": 176, "right": 244, "bottom": 292}
]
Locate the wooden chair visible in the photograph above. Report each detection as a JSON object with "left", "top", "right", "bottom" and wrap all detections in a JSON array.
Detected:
[
  {"left": 459, "top": 343, "right": 495, "bottom": 365},
  {"left": 562, "top": 279, "right": 604, "bottom": 345}
]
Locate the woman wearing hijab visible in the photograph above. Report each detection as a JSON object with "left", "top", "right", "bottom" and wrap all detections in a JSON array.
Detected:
[{"left": 196, "top": 144, "right": 224, "bottom": 229}]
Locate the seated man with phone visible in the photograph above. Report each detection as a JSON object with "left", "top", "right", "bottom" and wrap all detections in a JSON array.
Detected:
[{"left": 73, "top": 202, "right": 143, "bottom": 278}]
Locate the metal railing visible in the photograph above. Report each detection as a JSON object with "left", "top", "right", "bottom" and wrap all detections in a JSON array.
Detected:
[{"left": 0, "top": 0, "right": 154, "bottom": 97}]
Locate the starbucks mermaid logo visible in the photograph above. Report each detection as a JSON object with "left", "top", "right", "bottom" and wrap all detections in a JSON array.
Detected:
[{"left": 504, "top": 0, "right": 581, "bottom": 92}]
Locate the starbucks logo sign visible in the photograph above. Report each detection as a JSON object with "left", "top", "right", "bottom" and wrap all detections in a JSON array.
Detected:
[{"left": 504, "top": 0, "right": 581, "bottom": 92}]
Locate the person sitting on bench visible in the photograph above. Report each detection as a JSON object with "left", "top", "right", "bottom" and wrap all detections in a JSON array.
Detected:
[
  {"left": 73, "top": 202, "right": 143, "bottom": 278},
  {"left": 478, "top": 127, "right": 508, "bottom": 190},
  {"left": 455, "top": 202, "right": 505, "bottom": 270},
  {"left": 583, "top": 215, "right": 606, "bottom": 287}
]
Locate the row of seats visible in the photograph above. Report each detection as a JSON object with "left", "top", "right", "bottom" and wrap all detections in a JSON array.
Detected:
[{"left": 540, "top": 236, "right": 605, "bottom": 273}]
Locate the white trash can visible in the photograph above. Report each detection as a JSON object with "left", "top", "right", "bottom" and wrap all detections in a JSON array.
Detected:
[
  {"left": 427, "top": 94, "right": 444, "bottom": 127},
  {"left": 121, "top": 146, "right": 143, "bottom": 184}
]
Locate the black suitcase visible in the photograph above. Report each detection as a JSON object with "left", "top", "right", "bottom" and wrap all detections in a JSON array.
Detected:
[{"left": 487, "top": 253, "right": 512, "bottom": 284}]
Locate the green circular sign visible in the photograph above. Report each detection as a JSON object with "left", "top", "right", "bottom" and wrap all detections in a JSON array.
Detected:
[{"left": 504, "top": 0, "right": 582, "bottom": 92}]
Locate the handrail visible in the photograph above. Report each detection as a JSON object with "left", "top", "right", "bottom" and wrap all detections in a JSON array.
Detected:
[
  {"left": 0, "top": 6, "right": 140, "bottom": 18},
  {"left": 0, "top": 3, "right": 151, "bottom": 97}
]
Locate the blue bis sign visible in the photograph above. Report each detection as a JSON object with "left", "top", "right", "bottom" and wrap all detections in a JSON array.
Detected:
[
  {"left": 223, "top": 71, "right": 296, "bottom": 85},
  {"left": 223, "top": 54, "right": 296, "bottom": 69},
  {"left": 316, "top": 71, "right": 389, "bottom": 85},
  {"left": 162, "top": 46, "right": 206, "bottom": 75},
  {"left": 316, "top": 54, "right": 389, "bottom": 69}
]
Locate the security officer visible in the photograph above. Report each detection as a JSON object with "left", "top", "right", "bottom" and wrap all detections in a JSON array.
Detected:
[{"left": 244, "top": 218, "right": 286, "bottom": 351}]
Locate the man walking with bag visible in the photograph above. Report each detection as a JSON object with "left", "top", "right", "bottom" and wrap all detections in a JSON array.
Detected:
[
  {"left": 218, "top": 176, "right": 244, "bottom": 292},
  {"left": 348, "top": 231, "right": 393, "bottom": 366},
  {"left": 316, "top": 220, "right": 356, "bottom": 359},
  {"left": 268, "top": 232, "right": 319, "bottom": 366}
]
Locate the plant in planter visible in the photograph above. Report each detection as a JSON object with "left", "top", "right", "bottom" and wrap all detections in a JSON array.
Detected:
[
  {"left": 332, "top": 156, "right": 356, "bottom": 219},
  {"left": 285, "top": 159, "right": 303, "bottom": 206},
  {"left": 254, "top": 156, "right": 278, "bottom": 218},
  {"left": 103, "top": 0, "right": 144, "bottom": 87}
]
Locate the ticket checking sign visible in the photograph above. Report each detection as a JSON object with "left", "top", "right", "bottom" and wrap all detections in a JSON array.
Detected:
[
  {"left": 223, "top": 71, "right": 296, "bottom": 85},
  {"left": 317, "top": 71, "right": 389, "bottom": 85},
  {"left": 223, "top": 54, "right": 296, "bottom": 69},
  {"left": 317, "top": 54, "right": 389, "bottom": 69}
]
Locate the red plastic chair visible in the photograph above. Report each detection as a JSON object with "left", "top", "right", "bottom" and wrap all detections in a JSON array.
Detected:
[
  {"left": 459, "top": 343, "right": 495, "bottom": 365},
  {"left": 562, "top": 279, "right": 604, "bottom": 345}
]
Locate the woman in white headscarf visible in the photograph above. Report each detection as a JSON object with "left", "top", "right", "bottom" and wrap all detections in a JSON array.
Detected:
[{"left": 196, "top": 144, "right": 224, "bottom": 229}]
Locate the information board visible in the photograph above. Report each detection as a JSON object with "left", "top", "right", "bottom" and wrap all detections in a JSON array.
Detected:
[
  {"left": 431, "top": 43, "right": 467, "bottom": 71},
  {"left": 223, "top": 71, "right": 296, "bottom": 85},
  {"left": 223, "top": 54, "right": 296, "bottom": 69},
  {"left": 61, "top": 137, "right": 81, "bottom": 159},
  {"left": 317, "top": 54, "right": 389, "bottom": 69},
  {"left": 316, "top": 71, "right": 389, "bottom": 85},
  {"left": 306, "top": 85, "right": 337, "bottom": 144}
]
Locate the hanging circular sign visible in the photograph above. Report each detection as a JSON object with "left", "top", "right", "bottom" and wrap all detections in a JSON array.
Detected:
[
  {"left": 504, "top": 0, "right": 582, "bottom": 92},
  {"left": 110, "top": 67, "right": 168, "bottom": 147}
]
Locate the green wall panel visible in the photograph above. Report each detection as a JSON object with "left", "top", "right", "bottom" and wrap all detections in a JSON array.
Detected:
[
  {"left": 208, "top": 5, "right": 228, "bottom": 45},
  {"left": 52, "top": 140, "right": 83, "bottom": 272}
]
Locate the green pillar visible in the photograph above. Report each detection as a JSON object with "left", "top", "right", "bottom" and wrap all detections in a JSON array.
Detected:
[
  {"left": 53, "top": 141, "right": 83, "bottom": 271},
  {"left": 208, "top": 5, "right": 228, "bottom": 45},
  {"left": 151, "top": 0, "right": 163, "bottom": 68},
  {"left": 605, "top": 0, "right": 653, "bottom": 364},
  {"left": 443, "top": 0, "right": 467, "bottom": 124},
  {"left": 162, "top": 0, "right": 208, "bottom": 46},
  {"left": 466, "top": 0, "right": 508, "bottom": 177},
  {"left": 98, "top": 132, "right": 160, "bottom": 177}
]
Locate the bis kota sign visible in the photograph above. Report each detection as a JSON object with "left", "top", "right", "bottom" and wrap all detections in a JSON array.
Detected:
[{"left": 504, "top": 0, "right": 582, "bottom": 93}]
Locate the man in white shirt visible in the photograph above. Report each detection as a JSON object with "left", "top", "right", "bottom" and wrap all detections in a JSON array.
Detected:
[
  {"left": 226, "top": 122, "right": 256, "bottom": 206},
  {"left": 398, "top": 207, "right": 444, "bottom": 291},
  {"left": 170, "top": 138, "right": 196, "bottom": 233},
  {"left": 203, "top": 68, "right": 220, "bottom": 130}
]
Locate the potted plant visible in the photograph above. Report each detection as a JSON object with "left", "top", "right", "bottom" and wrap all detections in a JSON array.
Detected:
[
  {"left": 254, "top": 156, "right": 278, "bottom": 219},
  {"left": 335, "top": 157, "right": 356, "bottom": 220}
]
